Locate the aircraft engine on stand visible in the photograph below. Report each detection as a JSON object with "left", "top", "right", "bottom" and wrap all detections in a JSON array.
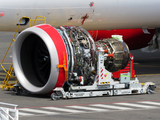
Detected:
[{"left": 12, "top": 24, "right": 129, "bottom": 94}]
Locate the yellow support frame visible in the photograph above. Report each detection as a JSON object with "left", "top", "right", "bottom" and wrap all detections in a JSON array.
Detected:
[
  {"left": 0, "top": 16, "right": 46, "bottom": 90},
  {"left": 2, "top": 63, "right": 18, "bottom": 90}
]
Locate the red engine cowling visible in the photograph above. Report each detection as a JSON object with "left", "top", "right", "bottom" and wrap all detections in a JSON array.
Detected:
[{"left": 88, "top": 29, "right": 155, "bottom": 50}]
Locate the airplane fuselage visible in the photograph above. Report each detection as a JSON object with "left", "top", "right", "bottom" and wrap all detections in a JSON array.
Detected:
[{"left": 0, "top": 0, "right": 160, "bottom": 31}]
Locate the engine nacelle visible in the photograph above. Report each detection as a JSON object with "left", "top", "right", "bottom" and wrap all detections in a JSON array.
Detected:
[{"left": 12, "top": 24, "right": 129, "bottom": 94}]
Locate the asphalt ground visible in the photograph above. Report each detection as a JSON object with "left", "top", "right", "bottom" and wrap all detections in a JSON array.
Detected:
[{"left": 0, "top": 32, "right": 160, "bottom": 120}]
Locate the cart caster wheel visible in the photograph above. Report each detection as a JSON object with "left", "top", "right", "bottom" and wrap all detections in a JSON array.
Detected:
[
  {"left": 146, "top": 85, "right": 156, "bottom": 94},
  {"left": 51, "top": 93, "right": 57, "bottom": 101},
  {"left": 146, "top": 88, "right": 151, "bottom": 94},
  {"left": 16, "top": 89, "right": 22, "bottom": 95},
  {"left": 14, "top": 86, "right": 22, "bottom": 95},
  {"left": 6, "top": 87, "right": 10, "bottom": 91}
]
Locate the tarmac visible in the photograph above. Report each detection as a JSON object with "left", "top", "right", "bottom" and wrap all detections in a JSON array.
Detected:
[{"left": 0, "top": 32, "right": 160, "bottom": 120}]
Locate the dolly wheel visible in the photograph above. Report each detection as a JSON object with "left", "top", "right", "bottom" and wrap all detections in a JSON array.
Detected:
[
  {"left": 51, "top": 93, "right": 57, "bottom": 101},
  {"left": 146, "top": 85, "right": 156, "bottom": 94}
]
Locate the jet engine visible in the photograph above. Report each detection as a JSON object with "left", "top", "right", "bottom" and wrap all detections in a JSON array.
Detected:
[{"left": 12, "top": 24, "right": 129, "bottom": 94}]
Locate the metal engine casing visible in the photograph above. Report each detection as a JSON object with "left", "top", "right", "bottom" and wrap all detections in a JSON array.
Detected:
[
  {"left": 95, "top": 38, "right": 129, "bottom": 72},
  {"left": 12, "top": 24, "right": 129, "bottom": 94}
]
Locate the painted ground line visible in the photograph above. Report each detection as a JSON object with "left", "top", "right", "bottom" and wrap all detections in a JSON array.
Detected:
[
  {"left": 114, "top": 103, "right": 158, "bottom": 109},
  {"left": 42, "top": 107, "right": 84, "bottom": 113},
  {"left": 19, "top": 108, "right": 59, "bottom": 115},
  {"left": 67, "top": 106, "right": 107, "bottom": 111},
  {"left": 90, "top": 104, "right": 133, "bottom": 110},
  {"left": 19, "top": 112, "right": 35, "bottom": 116},
  {"left": 138, "top": 101, "right": 160, "bottom": 106},
  {"left": 137, "top": 74, "right": 160, "bottom": 76}
]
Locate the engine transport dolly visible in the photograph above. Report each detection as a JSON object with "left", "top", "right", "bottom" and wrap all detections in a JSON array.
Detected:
[{"left": 51, "top": 45, "right": 156, "bottom": 100}]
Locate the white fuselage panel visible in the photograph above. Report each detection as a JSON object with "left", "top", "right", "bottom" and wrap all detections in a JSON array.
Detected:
[{"left": 0, "top": 0, "right": 160, "bottom": 31}]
